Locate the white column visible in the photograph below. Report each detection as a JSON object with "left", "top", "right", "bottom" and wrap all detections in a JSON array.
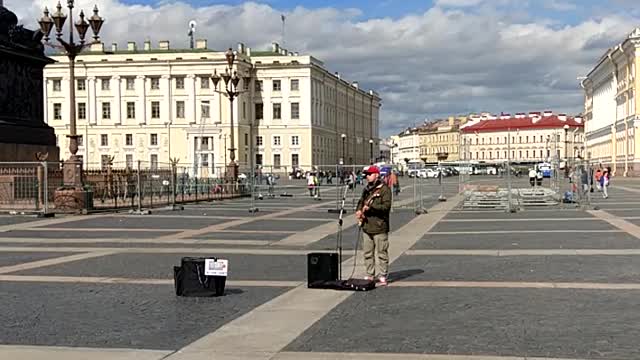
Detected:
[
  {"left": 43, "top": 78, "right": 49, "bottom": 124},
  {"left": 87, "top": 77, "right": 97, "bottom": 125},
  {"left": 61, "top": 76, "right": 71, "bottom": 126},
  {"left": 136, "top": 75, "right": 146, "bottom": 125},
  {"left": 112, "top": 75, "right": 121, "bottom": 125},
  {"left": 186, "top": 75, "right": 196, "bottom": 124},
  {"left": 161, "top": 75, "right": 171, "bottom": 125}
]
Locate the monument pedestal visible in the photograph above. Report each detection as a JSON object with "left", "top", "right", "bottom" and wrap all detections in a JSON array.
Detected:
[{"left": 53, "top": 157, "right": 92, "bottom": 212}]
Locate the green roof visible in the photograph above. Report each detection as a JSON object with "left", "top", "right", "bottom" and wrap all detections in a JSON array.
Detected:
[{"left": 250, "top": 51, "right": 281, "bottom": 57}]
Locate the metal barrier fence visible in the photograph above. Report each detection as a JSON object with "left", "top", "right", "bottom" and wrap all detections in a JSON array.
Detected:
[{"left": 0, "top": 161, "right": 251, "bottom": 214}]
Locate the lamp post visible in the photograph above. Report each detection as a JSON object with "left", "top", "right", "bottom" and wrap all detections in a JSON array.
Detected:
[
  {"left": 38, "top": 1, "right": 104, "bottom": 188},
  {"left": 369, "top": 139, "right": 374, "bottom": 164},
  {"left": 211, "top": 48, "right": 249, "bottom": 182},
  {"left": 563, "top": 124, "right": 570, "bottom": 178}
]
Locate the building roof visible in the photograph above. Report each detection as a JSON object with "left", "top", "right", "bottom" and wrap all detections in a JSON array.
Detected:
[{"left": 460, "top": 113, "right": 583, "bottom": 133}]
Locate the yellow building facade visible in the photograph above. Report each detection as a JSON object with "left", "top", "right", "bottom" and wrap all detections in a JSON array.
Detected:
[{"left": 419, "top": 116, "right": 466, "bottom": 163}]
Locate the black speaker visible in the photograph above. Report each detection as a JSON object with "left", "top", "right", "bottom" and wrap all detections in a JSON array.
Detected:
[
  {"left": 307, "top": 252, "right": 339, "bottom": 288},
  {"left": 174, "top": 257, "right": 226, "bottom": 297}
]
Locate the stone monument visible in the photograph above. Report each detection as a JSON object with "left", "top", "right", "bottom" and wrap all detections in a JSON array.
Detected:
[{"left": 0, "top": 2, "right": 59, "bottom": 162}]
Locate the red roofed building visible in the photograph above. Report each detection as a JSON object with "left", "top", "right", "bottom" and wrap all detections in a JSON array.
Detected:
[{"left": 459, "top": 111, "right": 584, "bottom": 163}]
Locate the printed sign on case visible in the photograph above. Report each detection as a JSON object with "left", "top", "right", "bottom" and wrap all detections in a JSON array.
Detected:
[{"left": 204, "top": 258, "right": 228, "bottom": 276}]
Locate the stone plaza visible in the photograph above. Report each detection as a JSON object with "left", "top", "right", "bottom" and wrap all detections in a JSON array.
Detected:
[{"left": 0, "top": 176, "right": 639, "bottom": 359}]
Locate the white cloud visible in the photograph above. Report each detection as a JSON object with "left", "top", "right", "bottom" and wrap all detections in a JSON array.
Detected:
[
  {"left": 4, "top": 0, "right": 638, "bottom": 136},
  {"left": 434, "top": 0, "right": 486, "bottom": 7},
  {"left": 543, "top": 0, "right": 576, "bottom": 11}
]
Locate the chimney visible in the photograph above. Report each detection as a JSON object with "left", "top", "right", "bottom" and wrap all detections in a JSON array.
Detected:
[
  {"left": 272, "top": 42, "right": 280, "bottom": 53},
  {"left": 574, "top": 116, "right": 583, "bottom": 123},
  {"left": 195, "top": 39, "right": 207, "bottom": 49},
  {"left": 335, "top": 72, "right": 341, "bottom": 79},
  {"left": 237, "top": 42, "right": 245, "bottom": 54},
  {"left": 352, "top": 82, "right": 359, "bottom": 89},
  {"left": 280, "top": 48, "right": 287, "bottom": 55},
  {"left": 127, "top": 41, "right": 137, "bottom": 51},
  {"left": 111, "top": 43, "right": 118, "bottom": 52},
  {"left": 90, "top": 42, "right": 104, "bottom": 52},
  {"left": 500, "top": 113, "right": 510, "bottom": 119},
  {"left": 543, "top": 110, "right": 552, "bottom": 117},
  {"left": 246, "top": 47, "right": 251, "bottom": 56},
  {"left": 158, "top": 40, "right": 170, "bottom": 50},
  {"left": 515, "top": 113, "right": 525, "bottom": 118},
  {"left": 528, "top": 111, "right": 541, "bottom": 117},
  {"left": 144, "top": 40, "right": 151, "bottom": 51},
  {"left": 558, "top": 113, "right": 567, "bottom": 121},
  {"left": 294, "top": 52, "right": 299, "bottom": 56}
]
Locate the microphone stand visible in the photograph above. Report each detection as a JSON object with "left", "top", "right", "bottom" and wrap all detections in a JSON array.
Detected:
[{"left": 336, "top": 184, "right": 350, "bottom": 280}]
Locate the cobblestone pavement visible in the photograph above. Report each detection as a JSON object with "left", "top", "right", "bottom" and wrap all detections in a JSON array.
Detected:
[{"left": 1, "top": 176, "right": 639, "bottom": 359}]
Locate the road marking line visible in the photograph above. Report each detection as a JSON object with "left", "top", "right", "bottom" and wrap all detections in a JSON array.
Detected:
[
  {"left": 0, "top": 214, "right": 109, "bottom": 233},
  {"left": 428, "top": 230, "right": 620, "bottom": 234},
  {"left": 389, "top": 280, "right": 640, "bottom": 290},
  {"left": 158, "top": 200, "right": 336, "bottom": 241},
  {"left": 0, "top": 238, "right": 272, "bottom": 246},
  {"left": 588, "top": 209, "right": 640, "bottom": 240},
  {"left": 0, "top": 246, "right": 353, "bottom": 255},
  {"left": 440, "top": 218, "right": 595, "bottom": 222},
  {"left": 0, "top": 251, "right": 118, "bottom": 274},
  {"left": 0, "top": 275, "right": 301, "bottom": 287},
  {"left": 405, "top": 249, "right": 640, "bottom": 256},
  {"left": 164, "top": 195, "right": 463, "bottom": 360},
  {"left": 274, "top": 351, "right": 586, "bottom": 360},
  {"left": 21, "top": 227, "right": 186, "bottom": 232},
  {"left": 0, "top": 345, "right": 171, "bottom": 360}
]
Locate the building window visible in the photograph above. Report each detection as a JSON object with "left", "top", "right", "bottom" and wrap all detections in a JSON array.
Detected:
[
  {"left": 273, "top": 79, "right": 281, "bottom": 92},
  {"left": 273, "top": 136, "right": 281, "bottom": 146},
  {"left": 201, "top": 101, "right": 210, "bottom": 119},
  {"left": 150, "top": 154, "right": 158, "bottom": 170},
  {"left": 244, "top": 78, "right": 250, "bottom": 91},
  {"left": 101, "top": 154, "right": 110, "bottom": 169},
  {"left": 53, "top": 103, "right": 62, "bottom": 120},
  {"left": 101, "top": 78, "right": 110, "bottom": 91},
  {"left": 256, "top": 154, "right": 263, "bottom": 165},
  {"left": 150, "top": 77, "right": 160, "bottom": 90},
  {"left": 291, "top": 102, "right": 299, "bottom": 119},
  {"left": 244, "top": 133, "right": 248, "bottom": 146},
  {"left": 78, "top": 102, "right": 86, "bottom": 120},
  {"left": 292, "top": 154, "right": 299, "bottom": 168},
  {"left": 77, "top": 135, "right": 83, "bottom": 147},
  {"left": 150, "top": 134, "right": 158, "bottom": 146},
  {"left": 274, "top": 154, "right": 281, "bottom": 169},
  {"left": 242, "top": 102, "right": 246, "bottom": 119},
  {"left": 52, "top": 79, "right": 61, "bottom": 91},
  {"left": 102, "top": 102, "right": 111, "bottom": 119},
  {"left": 175, "top": 77, "right": 184, "bottom": 89},
  {"left": 125, "top": 134, "right": 133, "bottom": 146},
  {"left": 255, "top": 80, "right": 263, "bottom": 92},
  {"left": 291, "top": 79, "right": 299, "bottom": 91},
  {"left": 256, "top": 136, "right": 263, "bottom": 146},
  {"left": 255, "top": 103, "right": 263, "bottom": 120},
  {"left": 291, "top": 135, "right": 299, "bottom": 146},
  {"left": 126, "top": 102, "right": 135, "bottom": 119},
  {"left": 176, "top": 101, "right": 185, "bottom": 118},
  {"left": 151, "top": 101, "right": 160, "bottom": 119},
  {"left": 100, "top": 134, "right": 108, "bottom": 147},
  {"left": 200, "top": 76, "right": 209, "bottom": 89},
  {"left": 126, "top": 78, "right": 135, "bottom": 90},
  {"left": 126, "top": 154, "right": 133, "bottom": 169},
  {"left": 77, "top": 79, "right": 85, "bottom": 91},
  {"left": 519, "top": 150, "right": 522, "bottom": 158},
  {"left": 273, "top": 103, "right": 281, "bottom": 119}
]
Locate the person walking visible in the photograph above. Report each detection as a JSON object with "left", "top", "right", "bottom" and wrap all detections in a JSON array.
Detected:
[{"left": 355, "top": 165, "right": 392, "bottom": 286}]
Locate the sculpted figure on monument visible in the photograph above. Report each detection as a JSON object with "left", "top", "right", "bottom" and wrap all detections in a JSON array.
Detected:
[{"left": 0, "top": 4, "right": 45, "bottom": 52}]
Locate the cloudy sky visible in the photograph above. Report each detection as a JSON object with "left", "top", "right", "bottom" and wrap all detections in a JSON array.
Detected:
[{"left": 6, "top": 0, "right": 640, "bottom": 136}]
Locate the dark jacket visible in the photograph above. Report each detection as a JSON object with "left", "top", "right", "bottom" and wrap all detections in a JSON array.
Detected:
[{"left": 356, "top": 180, "right": 392, "bottom": 235}]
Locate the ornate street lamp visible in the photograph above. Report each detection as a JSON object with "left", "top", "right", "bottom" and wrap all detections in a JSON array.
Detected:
[
  {"left": 38, "top": 1, "right": 104, "bottom": 188},
  {"left": 211, "top": 48, "right": 249, "bottom": 182}
]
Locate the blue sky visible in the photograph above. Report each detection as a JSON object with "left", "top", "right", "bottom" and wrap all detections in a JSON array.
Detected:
[
  {"left": 118, "top": 0, "right": 640, "bottom": 23},
  {"left": 10, "top": 0, "right": 640, "bottom": 135}
]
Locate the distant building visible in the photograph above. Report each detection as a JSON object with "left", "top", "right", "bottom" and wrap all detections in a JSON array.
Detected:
[
  {"left": 582, "top": 27, "right": 639, "bottom": 175},
  {"left": 43, "top": 40, "right": 381, "bottom": 175},
  {"left": 460, "top": 112, "right": 584, "bottom": 163},
  {"left": 419, "top": 116, "right": 467, "bottom": 163}
]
